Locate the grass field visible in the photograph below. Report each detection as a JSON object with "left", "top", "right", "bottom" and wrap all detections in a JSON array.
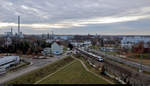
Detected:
[
  {"left": 73, "top": 54, "right": 118, "bottom": 84},
  {"left": 39, "top": 60, "right": 109, "bottom": 84},
  {"left": 6, "top": 56, "right": 74, "bottom": 84}
]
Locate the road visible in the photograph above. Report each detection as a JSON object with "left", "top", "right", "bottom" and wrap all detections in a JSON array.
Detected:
[
  {"left": 0, "top": 54, "right": 68, "bottom": 84},
  {"left": 89, "top": 49, "right": 150, "bottom": 73}
]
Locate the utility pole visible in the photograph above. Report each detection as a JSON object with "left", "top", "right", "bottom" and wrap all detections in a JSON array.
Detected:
[{"left": 11, "top": 27, "right": 13, "bottom": 36}]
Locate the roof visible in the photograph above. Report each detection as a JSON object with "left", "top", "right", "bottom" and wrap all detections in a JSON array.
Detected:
[{"left": 0, "top": 56, "right": 19, "bottom": 66}]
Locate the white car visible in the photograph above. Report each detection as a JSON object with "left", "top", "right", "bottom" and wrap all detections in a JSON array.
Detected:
[{"left": 98, "top": 58, "right": 104, "bottom": 62}]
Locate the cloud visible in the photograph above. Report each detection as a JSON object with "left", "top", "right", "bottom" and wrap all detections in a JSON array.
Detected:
[
  {"left": 21, "top": 5, "right": 37, "bottom": 11},
  {"left": 0, "top": 0, "right": 150, "bottom": 34},
  {"left": 0, "top": 13, "right": 150, "bottom": 29},
  {"left": 61, "top": 14, "right": 150, "bottom": 26}
]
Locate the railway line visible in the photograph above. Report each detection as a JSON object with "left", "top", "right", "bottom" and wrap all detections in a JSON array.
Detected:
[{"left": 77, "top": 48, "right": 150, "bottom": 73}]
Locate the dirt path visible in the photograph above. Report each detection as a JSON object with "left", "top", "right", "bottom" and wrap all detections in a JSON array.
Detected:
[
  {"left": 71, "top": 56, "right": 114, "bottom": 84},
  {"left": 35, "top": 56, "right": 114, "bottom": 84},
  {"left": 34, "top": 60, "right": 75, "bottom": 84}
]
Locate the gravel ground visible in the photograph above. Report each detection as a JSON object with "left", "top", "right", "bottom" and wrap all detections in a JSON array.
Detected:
[{"left": 0, "top": 53, "right": 68, "bottom": 84}]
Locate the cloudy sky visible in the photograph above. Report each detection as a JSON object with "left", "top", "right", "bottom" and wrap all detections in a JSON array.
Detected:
[{"left": 0, "top": 0, "right": 150, "bottom": 35}]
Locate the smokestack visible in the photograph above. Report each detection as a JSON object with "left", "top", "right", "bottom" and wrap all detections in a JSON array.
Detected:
[
  {"left": 18, "top": 16, "right": 20, "bottom": 34},
  {"left": 52, "top": 31, "right": 54, "bottom": 39},
  {"left": 11, "top": 27, "right": 13, "bottom": 34},
  {"left": 52, "top": 31, "right": 54, "bottom": 35}
]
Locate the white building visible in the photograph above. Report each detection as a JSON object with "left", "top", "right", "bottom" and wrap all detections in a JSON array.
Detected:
[
  {"left": 51, "top": 42, "right": 63, "bottom": 55},
  {"left": 71, "top": 42, "right": 82, "bottom": 47},
  {"left": 0, "top": 56, "right": 20, "bottom": 74},
  {"left": 46, "top": 39, "right": 53, "bottom": 43},
  {"left": 41, "top": 48, "right": 51, "bottom": 55},
  {"left": 83, "top": 41, "right": 92, "bottom": 47},
  {"left": 71, "top": 40, "right": 92, "bottom": 48},
  {"left": 121, "top": 36, "right": 150, "bottom": 49}
]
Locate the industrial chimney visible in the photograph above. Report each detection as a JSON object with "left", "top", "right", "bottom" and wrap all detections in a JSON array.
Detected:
[
  {"left": 18, "top": 16, "right": 20, "bottom": 34},
  {"left": 11, "top": 27, "right": 13, "bottom": 35}
]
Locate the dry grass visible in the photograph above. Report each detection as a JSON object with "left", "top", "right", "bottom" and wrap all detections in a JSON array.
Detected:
[{"left": 39, "top": 60, "right": 109, "bottom": 84}]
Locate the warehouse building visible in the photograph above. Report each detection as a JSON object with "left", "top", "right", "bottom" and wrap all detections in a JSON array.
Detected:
[{"left": 0, "top": 56, "right": 20, "bottom": 75}]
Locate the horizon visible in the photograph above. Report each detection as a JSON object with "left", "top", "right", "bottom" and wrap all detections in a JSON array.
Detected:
[{"left": 1, "top": 32, "right": 150, "bottom": 36}]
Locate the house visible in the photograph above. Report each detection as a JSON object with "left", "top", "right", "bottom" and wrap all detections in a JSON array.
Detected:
[
  {"left": 41, "top": 42, "right": 64, "bottom": 55},
  {"left": 51, "top": 42, "right": 63, "bottom": 55}
]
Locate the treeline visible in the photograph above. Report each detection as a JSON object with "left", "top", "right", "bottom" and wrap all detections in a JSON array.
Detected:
[{"left": 0, "top": 39, "right": 51, "bottom": 55}]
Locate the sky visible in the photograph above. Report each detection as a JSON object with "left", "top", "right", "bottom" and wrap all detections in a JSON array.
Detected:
[{"left": 0, "top": 0, "right": 150, "bottom": 35}]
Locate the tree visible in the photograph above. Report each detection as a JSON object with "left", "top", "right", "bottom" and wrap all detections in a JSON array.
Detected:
[
  {"left": 132, "top": 42, "right": 144, "bottom": 53},
  {"left": 68, "top": 43, "right": 73, "bottom": 50},
  {"left": 100, "top": 38, "right": 104, "bottom": 47}
]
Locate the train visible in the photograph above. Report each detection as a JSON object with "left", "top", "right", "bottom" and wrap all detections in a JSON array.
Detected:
[
  {"left": 77, "top": 48, "right": 104, "bottom": 62},
  {"left": 0, "top": 56, "right": 20, "bottom": 75}
]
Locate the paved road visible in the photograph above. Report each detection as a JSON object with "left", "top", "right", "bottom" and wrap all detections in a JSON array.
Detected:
[
  {"left": 0, "top": 54, "right": 68, "bottom": 84},
  {"left": 89, "top": 49, "right": 150, "bottom": 73}
]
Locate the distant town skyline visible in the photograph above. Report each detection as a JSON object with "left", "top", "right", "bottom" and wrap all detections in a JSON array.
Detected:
[{"left": 0, "top": 0, "right": 150, "bottom": 35}]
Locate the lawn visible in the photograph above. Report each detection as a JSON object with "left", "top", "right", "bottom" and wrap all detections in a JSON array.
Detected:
[
  {"left": 39, "top": 60, "right": 109, "bottom": 84},
  {"left": 6, "top": 56, "right": 74, "bottom": 84}
]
